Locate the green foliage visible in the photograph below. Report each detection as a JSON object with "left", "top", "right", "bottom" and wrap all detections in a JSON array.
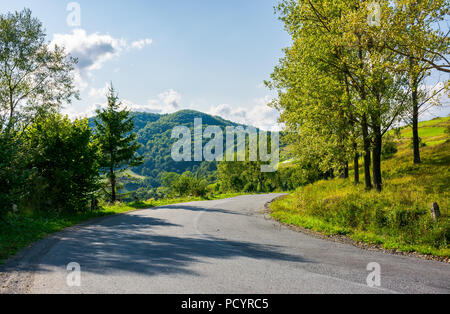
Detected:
[
  {"left": 160, "top": 172, "right": 179, "bottom": 187},
  {"left": 133, "top": 110, "right": 239, "bottom": 179},
  {"left": 0, "top": 132, "right": 28, "bottom": 216},
  {"left": 0, "top": 8, "right": 78, "bottom": 133},
  {"left": 23, "top": 114, "right": 100, "bottom": 213},
  {"left": 170, "top": 171, "right": 208, "bottom": 197},
  {"left": 0, "top": 8, "right": 78, "bottom": 216},
  {"left": 89, "top": 110, "right": 244, "bottom": 193},
  {"left": 381, "top": 136, "right": 398, "bottom": 160},
  {"left": 94, "top": 85, "right": 143, "bottom": 202},
  {"left": 217, "top": 159, "right": 305, "bottom": 193},
  {"left": 268, "top": 0, "right": 449, "bottom": 191},
  {"left": 271, "top": 139, "right": 450, "bottom": 257}
]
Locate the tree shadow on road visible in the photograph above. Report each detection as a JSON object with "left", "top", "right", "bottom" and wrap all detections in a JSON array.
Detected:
[
  {"left": 27, "top": 213, "right": 310, "bottom": 277},
  {"left": 153, "top": 204, "right": 250, "bottom": 216}
]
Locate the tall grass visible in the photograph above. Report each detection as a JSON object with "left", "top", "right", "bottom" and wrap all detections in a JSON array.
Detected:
[{"left": 271, "top": 120, "right": 450, "bottom": 257}]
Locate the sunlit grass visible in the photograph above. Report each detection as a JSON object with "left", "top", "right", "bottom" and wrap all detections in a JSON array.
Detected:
[
  {"left": 400, "top": 127, "right": 446, "bottom": 139},
  {"left": 271, "top": 118, "right": 450, "bottom": 257}
]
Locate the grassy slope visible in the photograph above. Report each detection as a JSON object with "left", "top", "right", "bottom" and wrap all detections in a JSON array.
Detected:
[
  {"left": 0, "top": 192, "right": 246, "bottom": 264},
  {"left": 271, "top": 117, "right": 450, "bottom": 257}
]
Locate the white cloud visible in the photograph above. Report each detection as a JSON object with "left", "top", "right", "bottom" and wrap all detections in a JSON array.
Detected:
[
  {"left": 209, "top": 104, "right": 247, "bottom": 124},
  {"left": 63, "top": 103, "right": 101, "bottom": 119},
  {"left": 88, "top": 89, "right": 184, "bottom": 115},
  {"left": 130, "top": 38, "right": 153, "bottom": 50},
  {"left": 88, "top": 83, "right": 110, "bottom": 101},
  {"left": 64, "top": 88, "right": 281, "bottom": 131},
  {"left": 159, "top": 89, "right": 181, "bottom": 108},
  {"left": 50, "top": 29, "right": 152, "bottom": 91},
  {"left": 64, "top": 88, "right": 183, "bottom": 119},
  {"left": 51, "top": 29, "right": 125, "bottom": 72},
  {"left": 73, "top": 70, "right": 88, "bottom": 91},
  {"left": 65, "top": 98, "right": 141, "bottom": 119},
  {"left": 135, "top": 89, "right": 182, "bottom": 114},
  {"left": 208, "top": 96, "right": 281, "bottom": 131}
]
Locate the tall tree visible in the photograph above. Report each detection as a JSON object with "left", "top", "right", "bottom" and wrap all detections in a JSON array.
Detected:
[
  {"left": 268, "top": 0, "right": 367, "bottom": 187},
  {"left": 270, "top": 0, "right": 409, "bottom": 192},
  {"left": 0, "top": 9, "right": 78, "bottom": 215},
  {"left": 0, "top": 8, "right": 78, "bottom": 133},
  {"left": 95, "top": 85, "right": 143, "bottom": 203},
  {"left": 386, "top": 0, "right": 449, "bottom": 164}
]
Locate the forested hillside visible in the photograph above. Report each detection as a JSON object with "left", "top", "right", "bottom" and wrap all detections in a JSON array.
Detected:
[
  {"left": 89, "top": 110, "right": 248, "bottom": 198},
  {"left": 134, "top": 110, "right": 241, "bottom": 177}
]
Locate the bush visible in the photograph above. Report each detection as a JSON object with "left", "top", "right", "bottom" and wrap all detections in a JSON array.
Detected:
[
  {"left": 23, "top": 114, "right": 101, "bottom": 213},
  {"left": 171, "top": 171, "right": 208, "bottom": 197},
  {"left": 0, "top": 132, "right": 27, "bottom": 216},
  {"left": 381, "top": 137, "right": 398, "bottom": 160}
]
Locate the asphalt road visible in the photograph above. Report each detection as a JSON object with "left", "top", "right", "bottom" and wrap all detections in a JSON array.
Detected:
[{"left": 2, "top": 194, "right": 449, "bottom": 294}]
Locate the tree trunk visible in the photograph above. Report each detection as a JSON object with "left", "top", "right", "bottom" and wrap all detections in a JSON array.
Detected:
[
  {"left": 412, "top": 84, "right": 421, "bottom": 164},
  {"left": 110, "top": 168, "right": 116, "bottom": 203},
  {"left": 372, "top": 125, "right": 383, "bottom": 192},
  {"left": 353, "top": 142, "right": 360, "bottom": 185},
  {"left": 362, "top": 114, "right": 372, "bottom": 190},
  {"left": 329, "top": 168, "right": 335, "bottom": 179},
  {"left": 357, "top": 45, "right": 372, "bottom": 190},
  {"left": 340, "top": 162, "right": 349, "bottom": 179}
]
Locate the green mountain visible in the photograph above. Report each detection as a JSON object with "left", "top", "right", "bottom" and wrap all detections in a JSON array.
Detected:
[
  {"left": 133, "top": 110, "right": 243, "bottom": 177},
  {"left": 89, "top": 109, "right": 249, "bottom": 198}
]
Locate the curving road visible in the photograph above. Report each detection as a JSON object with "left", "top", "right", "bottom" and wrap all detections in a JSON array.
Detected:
[{"left": 2, "top": 194, "right": 449, "bottom": 294}]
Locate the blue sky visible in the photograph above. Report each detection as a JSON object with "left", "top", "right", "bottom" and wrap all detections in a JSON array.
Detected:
[
  {"left": 0, "top": 1, "right": 448, "bottom": 128},
  {"left": 0, "top": 0, "right": 291, "bottom": 130}
]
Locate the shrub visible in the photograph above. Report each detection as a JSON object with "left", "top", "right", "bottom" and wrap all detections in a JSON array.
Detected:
[
  {"left": 23, "top": 114, "right": 101, "bottom": 213},
  {"left": 0, "top": 132, "right": 26, "bottom": 216},
  {"left": 171, "top": 171, "right": 208, "bottom": 197},
  {"left": 381, "top": 137, "right": 398, "bottom": 160}
]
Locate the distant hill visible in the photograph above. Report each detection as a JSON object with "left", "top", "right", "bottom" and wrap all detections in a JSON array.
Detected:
[
  {"left": 133, "top": 110, "right": 244, "bottom": 179},
  {"left": 89, "top": 109, "right": 254, "bottom": 193}
]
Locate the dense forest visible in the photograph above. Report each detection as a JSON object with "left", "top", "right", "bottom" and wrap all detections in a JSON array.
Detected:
[
  {"left": 88, "top": 109, "right": 297, "bottom": 201},
  {"left": 88, "top": 110, "right": 242, "bottom": 197}
]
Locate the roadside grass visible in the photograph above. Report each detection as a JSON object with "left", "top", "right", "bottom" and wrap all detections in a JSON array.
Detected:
[
  {"left": 0, "top": 192, "right": 246, "bottom": 264},
  {"left": 271, "top": 118, "right": 450, "bottom": 258}
]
